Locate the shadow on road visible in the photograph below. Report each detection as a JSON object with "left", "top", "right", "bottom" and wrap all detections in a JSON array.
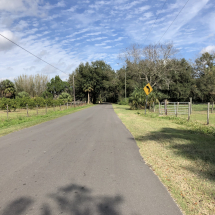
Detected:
[
  {"left": 1, "top": 197, "right": 34, "bottom": 215},
  {"left": 134, "top": 127, "right": 215, "bottom": 182},
  {"left": 1, "top": 184, "right": 123, "bottom": 215}
]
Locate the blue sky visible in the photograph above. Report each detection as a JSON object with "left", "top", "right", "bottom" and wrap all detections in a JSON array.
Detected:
[{"left": 0, "top": 0, "right": 214, "bottom": 81}]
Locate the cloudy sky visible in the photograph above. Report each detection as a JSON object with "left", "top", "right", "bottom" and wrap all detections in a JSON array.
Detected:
[{"left": 0, "top": 0, "right": 214, "bottom": 81}]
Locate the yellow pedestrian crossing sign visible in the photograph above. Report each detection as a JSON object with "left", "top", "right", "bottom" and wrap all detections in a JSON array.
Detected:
[{"left": 143, "top": 83, "right": 153, "bottom": 95}]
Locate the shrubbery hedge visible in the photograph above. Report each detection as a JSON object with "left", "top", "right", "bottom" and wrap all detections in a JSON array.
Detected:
[{"left": 0, "top": 97, "right": 73, "bottom": 111}]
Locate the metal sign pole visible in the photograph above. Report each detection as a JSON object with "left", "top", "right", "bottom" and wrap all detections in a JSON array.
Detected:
[{"left": 145, "top": 95, "right": 148, "bottom": 115}]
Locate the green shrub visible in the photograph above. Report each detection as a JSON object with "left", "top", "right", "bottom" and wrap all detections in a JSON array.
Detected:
[
  {"left": 0, "top": 98, "right": 17, "bottom": 111},
  {"left": 129, "top": 88, "right": 146, "bottom": 109},
  {"left": 0, "top": 97, "right": 70, "bottom": 110},
  {"left": 33, "top": 97, "right": 46, "bottom": 107},
  {"left": 58, "top": 92, "right": 72, "bottom": 102},
  {"left": 46, "top": 98, "right": 54, "bottom": 107},
  {"left": 129, "top": 88, "right": 167, "bottom": 110},
  {"left": 42, "top": 90, "right": 53, "bottom": 99},
  {"left": 16, "top": 91, "right": 30, "bottom": 98},
  {"left": 16, "top": 97, "right": 31, "bottom": 108},
  {"left": 118, "top": 98, "right": 129, "bottom": 105}
]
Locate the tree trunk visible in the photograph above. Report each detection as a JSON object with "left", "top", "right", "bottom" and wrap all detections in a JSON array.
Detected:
[{"left": 88, "top": 92, "right": 89, "bottom": 104}]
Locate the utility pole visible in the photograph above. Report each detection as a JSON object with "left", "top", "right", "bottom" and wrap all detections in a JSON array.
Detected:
[
  {"left": 125, "top": 71, "right": 126, "bottom": 101},
  {"left": 73, "top": 75, "right": 76, "bottom": 108}
]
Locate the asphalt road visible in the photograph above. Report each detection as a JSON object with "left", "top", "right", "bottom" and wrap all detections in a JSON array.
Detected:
[{"left": 0, "top": 104, "right": 182, "bottom": 215}]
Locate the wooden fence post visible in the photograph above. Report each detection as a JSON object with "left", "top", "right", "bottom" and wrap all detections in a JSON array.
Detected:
[
  {"left": 176, "top": 102, "right": 179, "bottom": 117},
  {"left": 60, "top": 104, "right": 61, "bottom": 110},
  {"left": 188, "top": 102, "right": 190, "bottom": 121},
  {"left": 46, "top": 104, "right": 47, "bottom": 114},
  {"left": 7, "top": 104, "right": 8, "bottom": 120},
  {"left": 159, "top": 102, "right": 160, "bottom": 115},
  {"left": 27, "top": 104, "right": 29, "bottom": 117},
  {"left": 153, "top": 102, "right": 155, "bottom": 112},
  {"left": 37, "top": 105, "right": 38, "bottom": 115},
  {"left": 190, "top": 97, "right": 192, "bottom": 115},
  {"left": 212, "top": 102, "right": 214, "bottom": 113},
  {"left": 165, "top": 99, "right": 167, "bottom": 115},
  {"left": 67, "top": 102, "right": 68, "bottom": 109},
  {"left": 207, "top": 102, "right": 210, "bottom": 125}
]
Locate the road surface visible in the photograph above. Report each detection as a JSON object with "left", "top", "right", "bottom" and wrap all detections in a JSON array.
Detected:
[{"left": 0, "top": 104, "right": 182, "bottom": 215}]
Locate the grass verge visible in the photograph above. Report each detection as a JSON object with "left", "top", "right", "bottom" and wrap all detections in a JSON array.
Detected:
[
  {"left": 113, "top": 104, "right": 215, "bottom": 215},
  {"left": 0, "top": 104, "right": 94, "bottom": 137},
  {"left": 149, "top": 104, "right": 215, "bottom": 127}
]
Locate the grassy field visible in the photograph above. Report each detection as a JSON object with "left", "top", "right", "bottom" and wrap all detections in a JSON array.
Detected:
[
  {"left": 0, "top": 104, "right": 94, "bottom": 137},
  {"left": 113, "top": 104, "right": 215, "bottom": 215},
  {"left": 151, "top": 103, "right": 215, "bottom": 127}
]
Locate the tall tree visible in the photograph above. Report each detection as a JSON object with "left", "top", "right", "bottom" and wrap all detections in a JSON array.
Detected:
[
  {"left": 46, "top": 75, "right": 70, "bottom": 98},
  {"left": 83, "top": 83, "right": 93, "bottom": 104},
  {"left": 161, "top": 58, "right": 195, "bottom": 101},
  {"left": 14, "top": 74, "right": 49, "bottom": 97},
  {"left": 119, "top": 43, "right": 178, "bottom": 89},
  {"left": 194, "top": 52, "right": 215, "bottom": 102},
  {"left": 0, "top": 79, "right": 16, "bottom": 98},
  {"left": 69, "top": 61, "right": 116, "bottom": 103}
]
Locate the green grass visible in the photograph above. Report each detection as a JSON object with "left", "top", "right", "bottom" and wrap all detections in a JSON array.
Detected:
[
  {"left": 0, "top": 104, "right": 94, "bottom": 137},
  {"left": 113, "top": 104, "right": 215, "bottom": 215},
  {"left": 192, "top": 104, "right": 211, "bottom": 112},
  {"left": 147, "top": 103, "right": 215, "bottom": 127}
]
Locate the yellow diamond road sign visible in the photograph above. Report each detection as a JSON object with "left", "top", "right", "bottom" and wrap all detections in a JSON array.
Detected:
[{"left": 143, "top": 83, "right": 153, "bottom": 95}]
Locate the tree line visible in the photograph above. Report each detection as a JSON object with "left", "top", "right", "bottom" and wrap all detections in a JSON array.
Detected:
[{"left": 0, "top": 43, "right": 215, "bottom": 108}]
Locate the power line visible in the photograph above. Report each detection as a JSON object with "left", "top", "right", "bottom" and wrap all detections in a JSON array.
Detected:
[
  {"left": 157, "top": 0, "right": 190, "bottom": 44},
  {"left": 143, "top": 0, "right": 168, "bottom": 44},
  {"left": 0, "top": 33, "right": 69, "bottom": 76}
]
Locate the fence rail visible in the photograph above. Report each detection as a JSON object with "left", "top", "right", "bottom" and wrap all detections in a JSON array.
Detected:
[
  {"left": 1, "top": 101, "right": 87, "bottom": 120},
  {"left": 159, "top": 102, "right": 189, "bottom": 115}
]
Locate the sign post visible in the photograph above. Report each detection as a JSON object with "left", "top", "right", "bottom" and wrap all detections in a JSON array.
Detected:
[{"left": 143, "top": 83, "right": 153, "bottom": 115}]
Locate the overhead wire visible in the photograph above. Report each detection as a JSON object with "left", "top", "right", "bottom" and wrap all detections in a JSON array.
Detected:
[
  {"left": 157, "top": 0, "right": 190, "bottom": 44},
  {"left": 0, "top": 33, "right": 69, "bottom": 76},
  {"left": 143, "top": 0, "right": 168, "bottom": 45}
]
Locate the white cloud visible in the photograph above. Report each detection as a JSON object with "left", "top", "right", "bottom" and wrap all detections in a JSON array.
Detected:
[
  {"left": 87, "top": 32, "right": 102, "bottom": 36},
  {"left": 66, "top": 28, "right": 90, "bottom": 38},
  {"left": 115, "top": 0, "right": 145, "bottom": 10},
  {"left": 86, "top": 37, "right": 107, "bottom": 41},
  {"left": 95, "top": 43, "right": 106, "bottom": 46},
  {"left": 0, "top": 0, "right": 30, "bottom": 12},
  {"left": 201, "top": 46, "right": 215, "bottom": 54},
  {"left": 104, "top": 46, "right": 112, "bottom": 49},
  {"left": 23, "top": 66, "right": 36, "bottom": 71},
  {"left": 56, "top": 0, "right": 66, "bottom": 7},
  {"left": 134, "top": 5, "right": 150, "bottom": 14},
  {"left": 0, "top": 0, "right": 44, "bottom": 17},
  {"left": 0, "top": 30, "right": 17, "bottom": 51},
  {"left": 66, "top": 6, "right": 78, "bottom": 12},
  {"left": 38, "top": 50, "right": 49, "bottom": 58},
  {"left": 14, "top": 20, "right": 29, "bottom": 31},
  {"left": 114, "top": 37, "right": 124, "bottom": 41}
]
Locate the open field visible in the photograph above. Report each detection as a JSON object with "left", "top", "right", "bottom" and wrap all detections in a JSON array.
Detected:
[
  {"left": 150, "top": 103, "right": 215, "bottom": 127},
  {"left": 0, "top": 104, "right": 94, "bottom": 137},
  {"left": 113, "top": 104, "right": 215, "bottom": 215}
]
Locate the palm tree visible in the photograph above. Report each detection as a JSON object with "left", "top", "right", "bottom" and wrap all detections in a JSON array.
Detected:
[{"left": 83, "top": 84, "right": 93, "bottom": 104}]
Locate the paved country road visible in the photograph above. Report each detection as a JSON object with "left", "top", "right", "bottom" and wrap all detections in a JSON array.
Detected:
[{"left": 0, "top": 104, "right": 182, "bottom": 215}]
